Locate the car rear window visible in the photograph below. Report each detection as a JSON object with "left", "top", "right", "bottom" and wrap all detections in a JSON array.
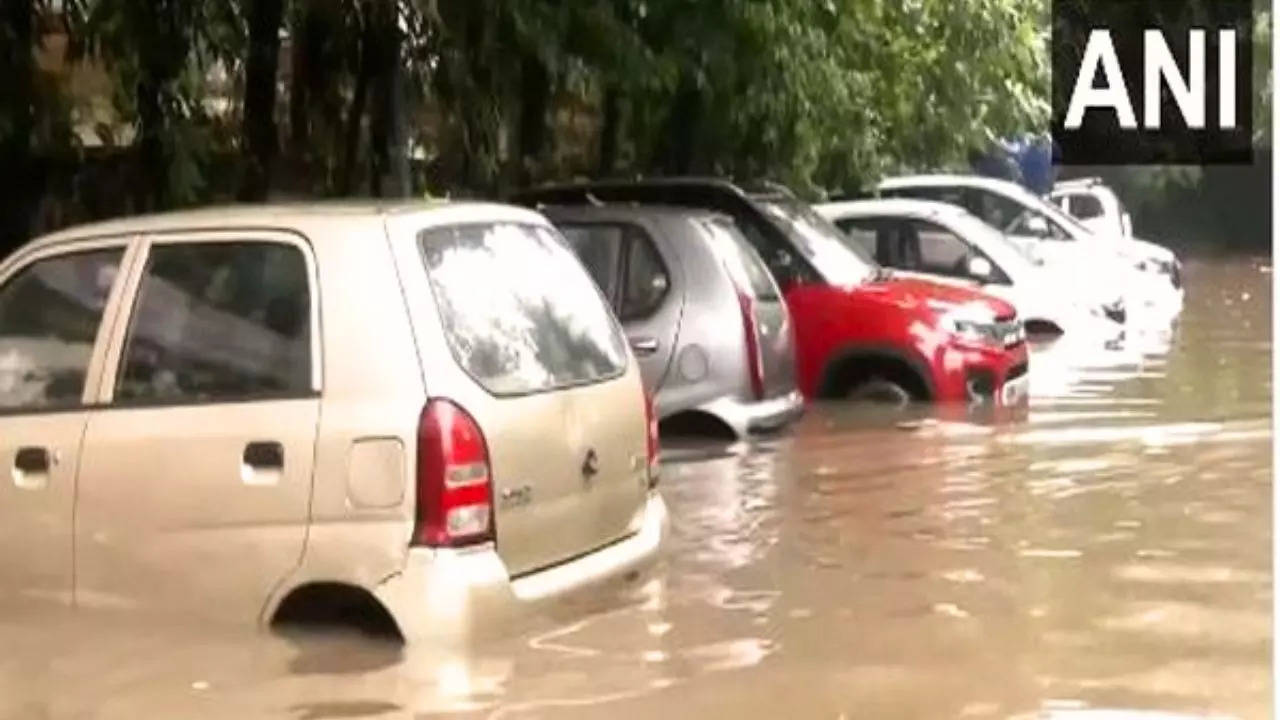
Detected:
[
  {"left": 699, "top": 217, "right": 780, "bottom": 301},
  {"left": 419, "top": 222, "right": 628, "bottom": 396}
]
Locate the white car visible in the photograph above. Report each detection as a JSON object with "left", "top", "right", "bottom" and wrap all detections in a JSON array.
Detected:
[
  {"left": 878, "top": 174, "right": 1184, "bottom": 326},
  {"left": 1049, "top": 177, "right": 1134, "bottom": 239},
  {"left": 1049, "top": 177, "right": 1184, "bottom": 287},
  {"left": 816, "top": 198, "right": 1123, "bottom": 344}
]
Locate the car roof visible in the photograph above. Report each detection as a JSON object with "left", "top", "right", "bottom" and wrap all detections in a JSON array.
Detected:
[
  {"left": 877, "top": 173, "right": 1028, "bottom": 194},
  {"left": 815, "top": 198, "right": 973, "bottom": 222},
  {"left": 510, "top": 176, "right": 801, "bottom": 205},
  {"left": 1052, "top": 176, "right": 1104, "bottom": 189},
  {"left": 537, "top": 203, "right": 729, "bottom": 224},
  {"left": 18, "top": 200, "right": 547, "bottom": 256}
]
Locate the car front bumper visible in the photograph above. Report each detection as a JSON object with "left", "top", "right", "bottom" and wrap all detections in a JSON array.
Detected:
[
  {"left": 934, "top": 341, "right": 1031, "bottom": 408},
  {"left": 375, "top": 492, "right": 668, "bottom": 645}
]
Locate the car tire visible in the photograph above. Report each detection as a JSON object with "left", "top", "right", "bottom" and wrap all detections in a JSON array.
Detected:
[{"left": 846, "top": 377, "right": 913, "bottom": 407}]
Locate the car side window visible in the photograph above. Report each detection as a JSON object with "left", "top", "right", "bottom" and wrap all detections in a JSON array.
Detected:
[
  {"left": 619, "top": 227, "right": 670, "bottom": 321},
  {"left": 0, "top": 249, "right": 123, "bottom": 411},
  {"left": 1070, "top": 193, "right": 1105, "bottom": 220},
  {"left": 834, "top": 218, "right": 883, "bottom": 260},
  {"left": 908, "top": 219, "right": 972, "bottom": 276},
  {"left": 974, "top": 190, "right": 1026, "bottom": 231},
  {"left": 115, "top": 241, "right": 312, "bottom": 404},
  {"left": 558, "top": 224, "right": 625, "bottom": 305}
]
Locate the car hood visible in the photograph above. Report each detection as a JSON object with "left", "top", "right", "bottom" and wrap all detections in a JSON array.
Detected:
[{"left": 855, "top": 274, "right": 1018, "bottom": 320}]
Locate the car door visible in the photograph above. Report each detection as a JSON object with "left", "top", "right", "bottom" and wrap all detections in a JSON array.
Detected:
[
  {"left": 74, "top": 232, "right": 321, "bottom": 623},
  {"left": 0, "top": 241, "right": 133, "bottom": 608},
  {"left": 561, "top": 222, "right": 681, "bottom": 395},
  {"left": 616, "top": 222, "right": 681, "bottom": 392}
]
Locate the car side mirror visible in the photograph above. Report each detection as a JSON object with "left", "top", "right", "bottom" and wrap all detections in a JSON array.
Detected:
[
  {"left": 1025, "top": 215, "right": 1051, "bottom": 237},
  {"left": 967, "top": 256, "right": 994, "bottom": 280}
]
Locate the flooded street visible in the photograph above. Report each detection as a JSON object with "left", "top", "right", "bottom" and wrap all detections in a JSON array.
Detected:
[{"left": 0, "top": 256, "right": 1271, "bottom": 720}]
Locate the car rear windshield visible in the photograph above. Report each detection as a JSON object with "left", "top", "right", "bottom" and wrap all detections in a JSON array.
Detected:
[
  {"left": 699, "top": 217, "right": 780, "bottom": 301},
  {"left": 419, "top": 222, "right": 628, "bottom": 396}
]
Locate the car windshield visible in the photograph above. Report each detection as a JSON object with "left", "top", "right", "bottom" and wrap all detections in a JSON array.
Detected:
[{"left": 756, "top": 198, "right": 878, "bottom": 285}]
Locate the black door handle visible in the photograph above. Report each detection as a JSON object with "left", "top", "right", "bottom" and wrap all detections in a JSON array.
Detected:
[
  {"left": 243, "top": 441, "right": 284, "bottom": 470},
  {"left": 15, "top": 447, "right": 49, "bottom": 473}
]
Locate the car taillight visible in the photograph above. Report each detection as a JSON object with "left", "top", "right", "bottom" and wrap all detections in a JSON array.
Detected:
[
  {"left": 414, "top": 399, "right": 494, "bottom": 547},
  {"left": 644, "top": 391, "right": 660, "bottom": 489},
  {"left": 736, "top": 292, "right": 766, "bottom": 400}
]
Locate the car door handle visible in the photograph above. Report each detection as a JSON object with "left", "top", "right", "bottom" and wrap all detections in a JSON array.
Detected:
[
  {"left": 629, "top": 337, "right": 660, "bottom": 356},
  {"left": 14, "top": 447, "right": 49, "bottom": 473},
  {"left": 243, "top": 441, "right": 284, "bottom": 470}
]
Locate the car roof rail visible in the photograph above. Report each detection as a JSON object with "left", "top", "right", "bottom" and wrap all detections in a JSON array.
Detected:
[{"left": 1054, "top": 176, "right": 1103, "bottom": 188}]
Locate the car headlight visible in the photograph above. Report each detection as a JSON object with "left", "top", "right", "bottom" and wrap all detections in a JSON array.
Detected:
[{"left": 939, "top": 308, "right": 1005, "bottom": 347}]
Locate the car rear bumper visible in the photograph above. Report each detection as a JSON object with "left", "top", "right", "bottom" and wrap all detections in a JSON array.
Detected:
[
  {"left": 699, "top": 389, "right": 805, "bottom": 437},
  {"left": 375, "top": 492, "right": 668, "bottom": 644}
]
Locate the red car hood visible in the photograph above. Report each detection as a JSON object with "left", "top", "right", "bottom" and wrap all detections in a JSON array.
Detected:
[{"left": 852, "top": 275, "right": 1017, "bottom": 319}]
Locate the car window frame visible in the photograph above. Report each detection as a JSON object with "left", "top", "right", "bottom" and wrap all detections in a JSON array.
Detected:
[
  {"left": 97, "top": 231, "right": 323, "bottom": 409},
  {"left": 0, "top": 236, "right": 139, "bottom": 417}
]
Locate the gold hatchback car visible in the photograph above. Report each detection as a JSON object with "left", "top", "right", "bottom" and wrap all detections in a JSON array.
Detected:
[{"left": 0, "top": 202, "right": 668, "bottom": 642}]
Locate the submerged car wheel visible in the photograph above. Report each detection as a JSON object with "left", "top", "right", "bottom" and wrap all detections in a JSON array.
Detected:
[{"left": 846, "top": 378, "right": 913, "bottom": 407}]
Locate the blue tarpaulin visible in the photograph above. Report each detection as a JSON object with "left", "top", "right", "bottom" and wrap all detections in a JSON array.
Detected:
[{"left": 970, "top": 135, "right": 1055, "bottom": 195}]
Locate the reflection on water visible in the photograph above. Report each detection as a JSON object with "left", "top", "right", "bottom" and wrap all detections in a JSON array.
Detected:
[{"left": 0, "top": 257, "right": 1270, "bottom": 719}]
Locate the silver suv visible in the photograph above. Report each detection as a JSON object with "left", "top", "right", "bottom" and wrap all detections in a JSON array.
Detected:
[
  {"left": 0, "top": 202, "right": 667, "bottom": 643},
  {"left": 545, "top": 205, "right": 803, "bottom": 438}
]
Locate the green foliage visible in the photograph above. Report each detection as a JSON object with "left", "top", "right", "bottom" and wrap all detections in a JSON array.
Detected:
[{"left": 4, "top": 0, "right": 1269, "bottom": 243}]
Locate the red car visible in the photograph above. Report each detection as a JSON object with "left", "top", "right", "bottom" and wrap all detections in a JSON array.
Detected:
[{"left": 514, "top": 179, "right": 1029, "bottom": 408}]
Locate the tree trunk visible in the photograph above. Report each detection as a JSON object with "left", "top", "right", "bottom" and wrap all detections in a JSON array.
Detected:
[
  {"left": 598, "top": 85, "right": 620, "bottom": 176},
  {"left": 660, "top": 75, "right": 701, "bottom": 175},
  {"left": 369, "top": 0, "right": 408, "bottom": 197},
  {"left": 239, "top": 0, "right": 285, "bottom": 201},
  {"left": 339, "top": 2, "right": 375, "bottom": 197},
  {"left": 288, "top": 4, "right": 314, "bottom": 152},
  {"left": 0, "top": 0, "right": 36, "bottom": 253},
  {"left": 515, "top": 50, "right": 549, "bottom": 186},
  {"left": 135, "top": 77, "right": 165, "bottom": 211}
]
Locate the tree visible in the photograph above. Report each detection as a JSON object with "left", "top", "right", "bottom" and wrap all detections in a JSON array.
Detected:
[{"left": 239, "top": 0, "right": 286, "bottom": 201}]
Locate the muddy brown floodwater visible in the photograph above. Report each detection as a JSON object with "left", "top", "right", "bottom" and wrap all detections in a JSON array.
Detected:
[{"left": 0, "top": 257, "right": 1271, "bottom": 720}]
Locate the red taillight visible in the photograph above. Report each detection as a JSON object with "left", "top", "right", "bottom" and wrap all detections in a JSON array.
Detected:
[
  {"left": 644, "top": 391, "right": 660, "bottom": 489},
  {"left": 414, "top": 399, "right": 494, "bottom": 547},
  {"left": 737, "top": 292, "right": 766, "bottom": 401}
]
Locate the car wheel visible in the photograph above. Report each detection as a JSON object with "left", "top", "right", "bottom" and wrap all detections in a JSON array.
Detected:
[{"left": 846, "top": 377, "right": 913, "bottom": 407}]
